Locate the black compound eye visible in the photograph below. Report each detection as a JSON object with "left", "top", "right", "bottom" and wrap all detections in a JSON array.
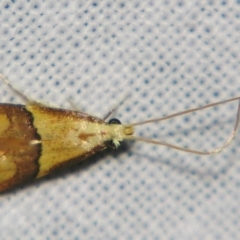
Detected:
[{"left": 108, "top": 118, "right": 121, "bottom": 125}]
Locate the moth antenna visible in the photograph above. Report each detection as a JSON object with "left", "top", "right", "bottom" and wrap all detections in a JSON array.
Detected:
[
  {"left": 131, "top": 96, "right": 240, "bottom": 126},
  {"left": 126, "top": 99, "right": 240, "bottom": 155}
]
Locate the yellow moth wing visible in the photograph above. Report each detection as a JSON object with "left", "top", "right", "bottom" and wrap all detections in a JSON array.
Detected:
[
  {"left": 0, "top": 113, "right": 10, "bottom": 133},
  {"left": 0, "top": 103, "right": 109, "bottom": 191},
  {"left": 0, "top": 111, "right": 15, "bottom": 182},
  {"left": 26, "top": 103, "right": 109, "bottom": 178}
]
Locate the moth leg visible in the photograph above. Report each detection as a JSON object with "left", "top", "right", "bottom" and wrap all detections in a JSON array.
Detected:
[
  {"left": 68, "top": 98, "right": 82, "bottom": 111},
  {"left": 0, "top": 73, "right": 57, "bottom": 108},
  {"left": 0, "top": 73, "right": 31, "bottom": 102},
  {"left": 103, "top": 94, "right": 129, "bottom": 120}
]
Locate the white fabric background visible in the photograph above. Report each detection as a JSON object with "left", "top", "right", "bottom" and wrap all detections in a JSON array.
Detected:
[{"left": 0, "top": 1, "right": 240, "bottom": 239}]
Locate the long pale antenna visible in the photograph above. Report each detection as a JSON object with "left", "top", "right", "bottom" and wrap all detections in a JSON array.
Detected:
[
  {"left": 131, "top": 96, "right": 240, "bottom": 126},
  {"left": 127, "top": 98, "right": 240, "bottom": 155}
]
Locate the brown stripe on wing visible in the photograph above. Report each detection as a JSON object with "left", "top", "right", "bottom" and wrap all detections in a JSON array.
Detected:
[{"left": 0, "top": 104, "right": 41, "bottom": 192}]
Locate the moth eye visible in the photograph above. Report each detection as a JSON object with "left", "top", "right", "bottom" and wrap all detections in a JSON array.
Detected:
[{"left": 108, "top": 118, "right": 121, "bottom": 125}]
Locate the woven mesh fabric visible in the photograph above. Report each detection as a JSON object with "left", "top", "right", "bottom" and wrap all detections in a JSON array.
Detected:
[{"left": 1, "top": 1, "right": 240, "bottom": 239}]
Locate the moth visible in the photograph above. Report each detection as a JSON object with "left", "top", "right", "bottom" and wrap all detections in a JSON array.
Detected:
[{"left": 0, "top": 73, "right": 239, "bottom": 192}]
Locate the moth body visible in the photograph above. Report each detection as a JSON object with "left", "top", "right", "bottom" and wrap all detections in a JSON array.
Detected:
[
  {"left": 0, "top": 73, "right": 239, "bottom": 192},
  {"left": 0, "top": 102, "right": 133, "bottom": 192}
]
